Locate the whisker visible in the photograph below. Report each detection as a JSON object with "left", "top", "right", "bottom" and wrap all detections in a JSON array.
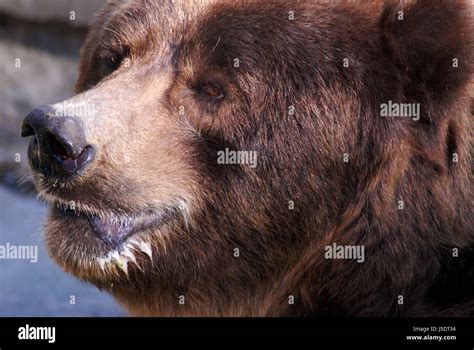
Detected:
[{"left": 17, "top": 172, "right": 33, "bottom": 186}]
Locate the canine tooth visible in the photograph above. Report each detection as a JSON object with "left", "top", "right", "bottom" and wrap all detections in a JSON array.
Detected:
[
  {"left": 111, "top": 253, "right": 129, "bottom": 276},
  {"left": 125, "top": 248, "right": 143, "bottom": 271},
  {"left": 122, "top": 248, "right": 137, "bottom": 265},
  {"left": 128, "top": 239, "right": 142, "bottom": 251},
  {"left": 128, "top": 238, "right": 140, "bottom": 246},
  {"left": 111, "top": 250, "right": 120, "bottom": 262},
  {"left": 111, "top": 252, "right": 122, "bottom": 265},
  {"left": 117, "top": 259, "right": 129, "bottom": 275},
  {"left": 139, "top": 242, "right": 153, "bottom": 261},
  {"left": 126, "top": 242, "right": 140, "bottom": 253}
]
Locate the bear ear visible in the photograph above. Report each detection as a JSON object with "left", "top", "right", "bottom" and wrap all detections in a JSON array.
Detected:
[{"left": 378, "top": 0, "right": 473, "bottom": 106}]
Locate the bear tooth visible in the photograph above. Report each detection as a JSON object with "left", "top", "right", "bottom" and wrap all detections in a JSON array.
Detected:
[
  {"left": 111, "top": 251, "right": 121, "bottom": 263},
  {"left": 127, "top": 242, "right": 140, "bottom": 252},
  {"left": 122, "top": 248, "right": 137, "bottom": 264},
  {"left": 111, "top": 253, "right": 129, "bottom": 276},
  {"left": 128, "top": 239, "right": 142, "bottom": 250},
  {"left": 139, "top": 242, "right": 153, "bottom": 261},
  {"left": 128, "top": 238, "right": 140, "bottom": 246},
  {"left": 117, "top": 259, "right": 129, "bottom": 276}
]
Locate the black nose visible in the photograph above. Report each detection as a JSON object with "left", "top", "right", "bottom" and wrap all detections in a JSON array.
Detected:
[{"left": 21, "top": 105, "right": 95, "bottom": 178}]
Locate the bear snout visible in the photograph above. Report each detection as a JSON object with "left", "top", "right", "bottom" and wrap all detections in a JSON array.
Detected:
[{"left": 21, "top": 105, "right": 95, "bottom": 179}]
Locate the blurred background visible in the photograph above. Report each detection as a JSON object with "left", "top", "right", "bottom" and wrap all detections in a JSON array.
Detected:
[{"left": 0, "top": 0, "right": 123, "bottom": 316}]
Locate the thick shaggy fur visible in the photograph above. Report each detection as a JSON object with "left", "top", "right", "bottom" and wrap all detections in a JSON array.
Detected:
[{"left": 33, "top": 0, "right": 473, "bottom": 316}]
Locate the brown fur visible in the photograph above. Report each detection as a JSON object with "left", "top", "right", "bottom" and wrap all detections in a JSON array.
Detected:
[{"left": 32, "top": 0, "right": 473, "bottom": 316}]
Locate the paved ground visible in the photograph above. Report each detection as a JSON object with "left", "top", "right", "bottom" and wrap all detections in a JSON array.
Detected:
[{"left": 0, "top": 185, "right": 123, "bottom": 316}]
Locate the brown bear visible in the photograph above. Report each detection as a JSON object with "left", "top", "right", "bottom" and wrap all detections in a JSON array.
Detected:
[{"left": 21, "top": 0, "right": 473, "bottom": 316}]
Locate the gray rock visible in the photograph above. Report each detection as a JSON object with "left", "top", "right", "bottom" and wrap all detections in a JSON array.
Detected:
[{"left": 0, "top": 0, "right": 106, "bottom": 27}]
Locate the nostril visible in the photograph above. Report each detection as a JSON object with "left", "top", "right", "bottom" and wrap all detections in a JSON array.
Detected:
[
  {"left": 46, "top": 133, "right": 72, "bottom": 161},
  {"left": 21, "top": 123, "right": 35, "bottom": 137},
  {"left": 21, "top": 105, "right": 54, "bottom": 138}
]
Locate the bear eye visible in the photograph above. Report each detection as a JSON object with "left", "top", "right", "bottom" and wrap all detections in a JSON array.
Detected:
[
  {"left": 197, "top": 82, "right": 225, "bottom": 100},
  {"left": 105, "top": 52, "right": 124, "bottom": 71},
  {"left": 99, "top": 47, "right": 130, "bottom": 74}
]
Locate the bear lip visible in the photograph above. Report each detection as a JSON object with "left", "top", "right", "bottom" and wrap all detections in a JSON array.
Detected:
[
  {"left": 88, "top": 214, "right": 135, "bottom": 247},
  {"left": 58, "top": 204, "right": 178, "bottom": 249},
  {"left": 85, "top": 209, "right": 176, "bottom": 249},
  {"left": 48, "top": 203, "right": 181, "bottom": 274}
]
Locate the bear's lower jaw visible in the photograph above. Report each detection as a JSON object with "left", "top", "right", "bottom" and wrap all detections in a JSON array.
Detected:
[{"left": 45, "top": 200, "right": 182, "bottom": 280}]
